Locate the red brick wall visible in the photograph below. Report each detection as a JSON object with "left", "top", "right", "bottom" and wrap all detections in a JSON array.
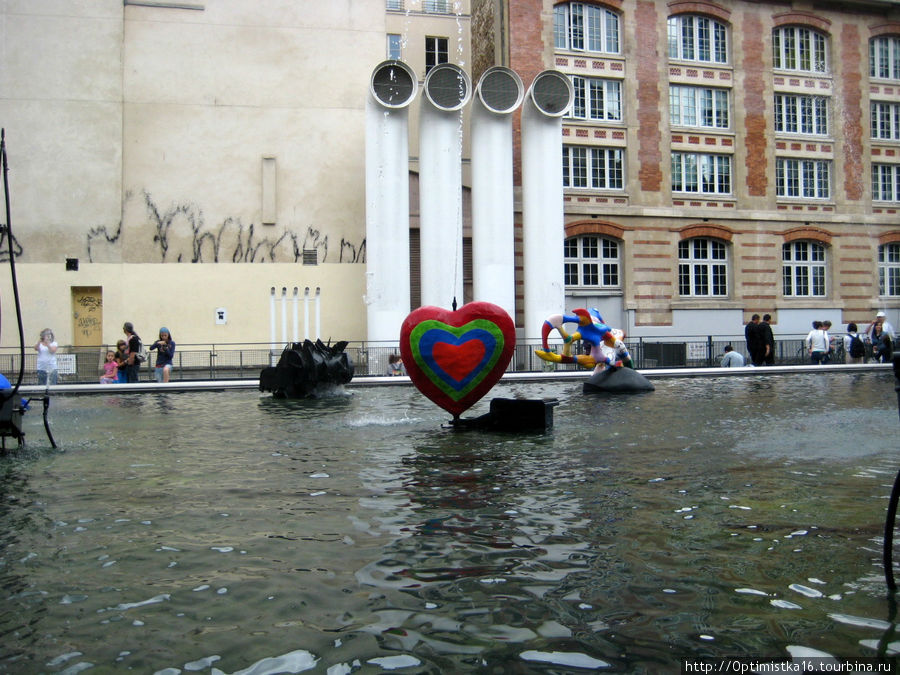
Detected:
[
  {"left": 635, "top": 0, "right": 662, "bottom": 192},
  {"left": 741, "top": 10, "right": 767, "bottom": 197},
  {"left": 839, "top": 22, "right": 864, "bottom": 202}
]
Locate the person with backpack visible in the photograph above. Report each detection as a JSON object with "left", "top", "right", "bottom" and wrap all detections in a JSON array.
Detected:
[
  {"left": 843, "top": 323, "right": 866, "bottom": 364},
  {"left": 123, "top": 322, "right": 144, "bottom": 383}
]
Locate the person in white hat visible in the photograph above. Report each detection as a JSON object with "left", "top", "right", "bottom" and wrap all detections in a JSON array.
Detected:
[{"left": 865, "top": 310, "right": 895, "bottom": 344}]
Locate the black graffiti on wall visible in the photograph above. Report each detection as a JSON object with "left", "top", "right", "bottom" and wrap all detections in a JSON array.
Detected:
[
  {"left": 85, "top": 191, "right": 366, "bottom": 264},
  {"left": 0, "top": 223, "right": 24, "bottom": 261}
]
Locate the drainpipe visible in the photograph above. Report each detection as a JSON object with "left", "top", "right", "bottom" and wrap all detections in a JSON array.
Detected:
[
  {"left": 521, "top": 70, "right": 574, "bottom": 340},
  {"left": 292, "top": 287, "right": 299, "bottom": 344},
  {"left": 315, "top": 287, "right": 321, "bottom": 341},
  {"left": 419, "top": 63, "right": 471, "bottom": 308},
  {"left": 269, "top": 287, "right": 276, "bottom": 354},
  {"left": 304, "top": 287, "right": 310, "bottom": 341},
  {"left": 365, "top": 60, "right": 418, "bottom": 342},
  {"left": 471, "top": 67, "right": 523, "bottom": 320},
  {"left": 280, "top": 287, "right": 287, "bottom": 346}
]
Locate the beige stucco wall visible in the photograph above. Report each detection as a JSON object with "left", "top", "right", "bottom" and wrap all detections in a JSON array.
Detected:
[
  {"left": 0, "top": 263, "right": 366, "bottom": 349},
  {"left": 0, "top": 1, "right": 384, "bottom": 346}
]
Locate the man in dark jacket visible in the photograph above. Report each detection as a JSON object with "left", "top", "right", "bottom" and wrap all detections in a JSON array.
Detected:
[
  {"left": 745, "top": 314, "right": 764, "bottom": 367},
  {"left": 759, "top": 313, "right": 776, "bottom": 365}
]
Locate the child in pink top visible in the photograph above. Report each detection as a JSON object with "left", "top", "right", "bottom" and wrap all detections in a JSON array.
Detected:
[{"left": 100, "top": 351, "right": 118, "bottom": 384}]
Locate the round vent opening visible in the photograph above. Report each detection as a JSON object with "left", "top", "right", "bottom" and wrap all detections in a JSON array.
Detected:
[
  {"left": 424, "top": 64, "right": 471, "bottom": 111},
  {"left": 477, "top": 67, "right": 523, "bottom": 114},
  {"left": 529, "top": 71, "right": 574, "bottom": 117},
  {"left": 370, "top": 60, "right": 417, "bottom": 109}
]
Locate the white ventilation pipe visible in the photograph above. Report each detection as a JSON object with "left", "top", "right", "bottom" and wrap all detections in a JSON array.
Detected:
[
  {"left": 292, "top": 287, "right": 299, "bottom": 343},
  {"left": 314, "top": 287, "right": 321, "bottom": 340},
  {"left": 304, "top": 287, "right": 310, "bottom": 341},
  {"left": 418, "top": 63, "right": 471, "bottom": 309},
  {"left": 365, "top": 60, "right": 418, "bottom": 342},
  {"left": 269, "top": 287, "right": 277, "bottom": 353},
  {"left": 471, "top": 67, "right": 523, "bottom": 319},
  {"left": 521, "top": 70, "right": 574, "bottom": 339},
  {"left": 280, "top": 287, "right": 288, "bottom": 345}
]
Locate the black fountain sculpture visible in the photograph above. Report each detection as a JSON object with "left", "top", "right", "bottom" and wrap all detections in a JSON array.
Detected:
[{"left": 259, "top": 339, "right": 354, "bottom": 398}]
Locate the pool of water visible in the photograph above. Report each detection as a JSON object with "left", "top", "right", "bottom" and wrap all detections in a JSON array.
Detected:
[{"left": 1, "top": 371, "right": 899, "bottom": 673}]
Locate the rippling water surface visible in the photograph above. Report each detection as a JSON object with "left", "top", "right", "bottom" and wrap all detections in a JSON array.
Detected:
[{"left": 1, "top": 371, "right": 899, "bottom": 673}]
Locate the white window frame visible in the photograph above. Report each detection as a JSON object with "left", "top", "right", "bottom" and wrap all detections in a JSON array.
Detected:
[
  {"left": 773, "top": 26, "right": 828, "bottom": 74},
  {"left": 782, "top": 241, "right": 826, "bottom": 297},
  {"left": 872, "top": 164, "right": 900, "bottom": 202},
  {"left": 678, "top": 238, "right": 728, "bottom": 297},
  {"left": 387, "top": 34, "right": 402, "bottom": 60},
  {"left": 879, "top": 243, "right": 900, "bottom": 297},
  {"left": 774, "top": 94, "right": 828, "bottom": 136},
  {"left": 775, "top": 158, "right": 830, "bottom": 199},
  {"left": 871, "top": 101, "right": 900, "bottom": 140},
  {"left": 669, "top": 85, "right": 730, "bottom": 129},
  {"left": 564, "top": 235, "right": 621, "bottom": 289},
  {"left": 425, "top": 36, "right": 448, "bottom": 73},
  {"left": 671, "top": 153, "right": 732, "bottom": 195},
  {"left": 563, "top": 146, "right": 624, "bottom": 190},
  {"left": 667, "top": 15, "right": 728, "bottom": 64},
  {"left": 870, "top": 36, "right": 900, "bottom": 80},
  {"left": 570, "top": 76, "right": 622, "bottom": 122},
  {"left": 554, "top": 3, "right": 620, "bottom": 55}
]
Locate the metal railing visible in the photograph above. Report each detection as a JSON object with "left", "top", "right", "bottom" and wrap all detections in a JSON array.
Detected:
[{"left": 0, "top": 335, "right": 866, "bottom": 385}]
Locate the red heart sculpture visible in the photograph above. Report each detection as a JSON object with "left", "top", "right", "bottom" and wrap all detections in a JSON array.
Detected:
[{"left": 400, "top": 302, "right": 516, "bottom": 417}]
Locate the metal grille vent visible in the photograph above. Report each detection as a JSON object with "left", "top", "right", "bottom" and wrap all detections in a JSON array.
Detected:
[
  {"left": 477, "top": 67, "right": 523, "bottom": 114},
  {"left": 424, "top": 64, "right": 471, "bottom": 111},
  {"left": 370, "top": 61, "right": 417, "bottom": 109},
  {"left": 530, "top": 71, "right": 574, "bottom": 117}
]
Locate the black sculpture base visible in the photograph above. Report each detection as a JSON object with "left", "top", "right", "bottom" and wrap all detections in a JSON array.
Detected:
[
  {"left": 449, "top": 398, "right": 559, "bottom": 432},
  {"left": 259, "top": 339, "right": 354, "bottom": 399},
  {"left": 583, "top": 367, "right": 655, "bottom": 394}
]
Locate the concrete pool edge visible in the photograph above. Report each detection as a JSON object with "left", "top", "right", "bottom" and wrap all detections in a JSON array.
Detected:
[{"left": 13, "top": 362, "right": 894, "bottom": 396}]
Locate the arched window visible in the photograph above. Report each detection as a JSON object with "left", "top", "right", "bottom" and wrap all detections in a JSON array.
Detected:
[
  {"left": 782, "top": 241, "right": 826, "bottom": 297},
  {"left": 667, "top": 15, "right": 728, "bottom": 64},
  {"left": 554, "top": 3, "right": 620, "bottom": 55},
  {"left": 678, "top": 238, "right": 727, "bottom": 297},
  {"left": 870, "top": 36, "right": 900, "bottom": 80},
  {"left": 879, "top": 242, "right": 900, "bottom": 297},
  {"left": 564, "top": 235, "right": 620, "bottom": 289},
  {"left": 773, "top": 26, "right": 828, "bottom": 74}
]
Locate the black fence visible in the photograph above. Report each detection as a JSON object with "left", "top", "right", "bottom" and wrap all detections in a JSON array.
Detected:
[{"left": 0, "top": 335, "right": 847, "bottom": 385}]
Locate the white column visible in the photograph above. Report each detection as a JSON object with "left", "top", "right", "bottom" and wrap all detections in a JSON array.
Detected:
[
  {"left": 280, "top": 287, "right": 287, "bottom": 345},
  {"left": 419, "top": 63, "right": 471, "bottom": 309},
  {"left": 291, "top": 287, "right": 299, "bottom": 343},
  {"left": 304, "top": 287, "right": 310, "bottom": 341},
  {"left": 314, "top": 287, "right": 321, "bottom": 340},
  {"left": 269, "top": 287, "right": 276, "bottom": 352},
  {"left": 471, "top": 67, "right": 523, "bottom": 319},
  {"left": 521, "top": 70, "right": 574, "bottom": 340},
  {"left": 365, "top": 60, "right": 418, "bottom": 342}
]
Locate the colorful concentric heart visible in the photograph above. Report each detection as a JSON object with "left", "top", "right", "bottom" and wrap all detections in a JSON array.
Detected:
[{"left": 400, "top": 302, "right": 516, "bottom": 417}]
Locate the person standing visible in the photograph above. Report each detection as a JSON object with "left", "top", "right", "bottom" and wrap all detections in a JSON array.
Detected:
[
  {"left": 123, "top": 322, "right": 143, "bottom": 383},
  {"left": 872, "top": 323, "right": 894, "bottom": 363},
  {"left": 844, "top": 323, "right": 866, "bottom": 364},
  {"left": 34, "top": 328, "right": 59, "bottom": 385},
  {"left": 759, "top": 314, "right": 776, "bottom": 365},
  {"left": 744, "top": 314, "right": 764, "bottom": 366},
  {"left": 805, "top": 321, "right": 828, "bottom": 365},
  {"left": 149, "top": 327, "right": 176, "bottom": 383}
]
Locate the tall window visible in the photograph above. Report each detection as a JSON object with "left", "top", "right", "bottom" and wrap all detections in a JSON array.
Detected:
[
  {"left": 669, "top": 85, "right": 729, "bottom": 129},
  {"left": 564, "top": 236, "right": 620, "bottom": 288},
  {"left": 387, "top": 34, "right": 402, "bottom": 60},
  {"left": 870, "top": 36, "right": 900, "bottom": 80},
  {"left": 871, "top": 101, "right": 900, "bottom": 140},
  {"left": 425, "top": 36, "right": 448, "bottom": 73},
  {"left": 554, "top": 3, "right": 620, "bottom": 54},
  {"left": 773, "top": 26, "right": 828, "bottom": 73},
  {"left": 783, "top": 241, "right": 826, "bottom": 297},
  {"left": 678, "top": 238, "right": 727, "bottom": 297},
  {"left": 873, "top": 164, "right": 900, "bottom": 201},
  {"left": 667, "top": 15, "right": 728, "bottom": 64},
  {"left": 671, "top": 153, "right": 732, "bottom": 194},
  {"left": 775, "top": 158, "right": 830, "bottom": 199},
  {"left": 571, "top": 77, "right": 622, "bottom": 122},
  {"left": 774, "top": 94, "right": 828, "bottom": 135},
  {"left": 563, "top": 146, "right": 624, "bottom": 189},
  {"left": 880, "top": 243, "right": 900, "bottom": 297}
]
